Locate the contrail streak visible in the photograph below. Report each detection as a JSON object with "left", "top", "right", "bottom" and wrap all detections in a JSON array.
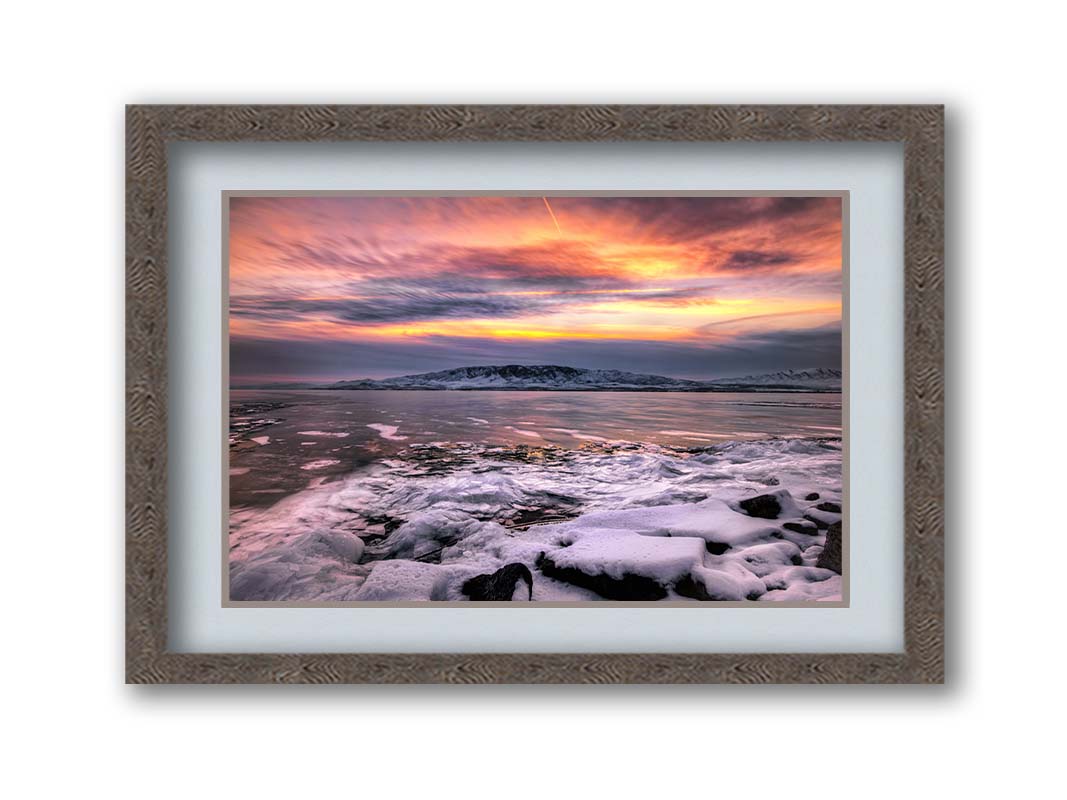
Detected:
[{"left": 542, "top": 197, "right": 563, "bottom": 235}]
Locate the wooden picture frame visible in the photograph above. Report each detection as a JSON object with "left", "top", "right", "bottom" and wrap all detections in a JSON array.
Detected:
[{"left": 126, "top": 104, "right": 944, "bottom": 684}]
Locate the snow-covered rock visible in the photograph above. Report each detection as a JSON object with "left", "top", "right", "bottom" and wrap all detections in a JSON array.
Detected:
[{"left": 229, "top": 436, "right": 844, "bottom": 602}]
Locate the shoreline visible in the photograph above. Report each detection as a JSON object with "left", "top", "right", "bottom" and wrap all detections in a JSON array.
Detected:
[{"left": 229, "top": 435, "right": 843, "bottom": 604}]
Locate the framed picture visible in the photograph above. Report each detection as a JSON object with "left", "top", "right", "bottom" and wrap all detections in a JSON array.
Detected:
[{"left": 127, "top": 105, "right": 944, "bottom": 683}]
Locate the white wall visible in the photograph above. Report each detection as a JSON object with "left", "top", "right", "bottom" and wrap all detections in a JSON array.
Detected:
[{"left": 2, "top": 2, "right": 1062, "bottom": 798}]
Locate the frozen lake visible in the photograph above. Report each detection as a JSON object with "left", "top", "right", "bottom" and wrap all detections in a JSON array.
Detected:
[
  {"left": 228, "top": 389, "right": 843, "bottom": 602},
  {"left": 229, "top": 389, "right": 840, "bottom": 504}
]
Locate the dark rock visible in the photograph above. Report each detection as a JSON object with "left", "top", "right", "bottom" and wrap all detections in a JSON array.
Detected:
[
  {"left": 738, "top": 493, "right": 782, "bottom": 519},
  {"left": 506, "top": 506, "right": 581, "bottom": 531},
  {"left": 365, "top": 514, "right": 405, "bottom": 534},
  {"left": 461, "top": 563, "right": 534, "bottom": 601},
  {"left": 816, "top": 521, "right": 842, "bottom": 574},
  {"left": 816, "top": 501, "right": 842, "bottom": 514},
  {"left": 358, "top": 529, "right": 390, "bottom": 544},
  {"left": 803, "top": 513, "right": 831, "bottom": 530},
  {"left": 674, "top": 574, "right": 713, "bottom": 600},
  {"left": 783, "top": 521, "right": 819, "bottom": 535},
  {"left": 676, "top": 574, "right": 763, "bottom": 601},
  {"left": 805, "top": 492, "right": 820, "bottom": 501},
  {"left": 536, "top": 552, "right": 667, "bottom": 601},
  {"left": 705, "top": 541, "right": 730, "bottom": 555}
]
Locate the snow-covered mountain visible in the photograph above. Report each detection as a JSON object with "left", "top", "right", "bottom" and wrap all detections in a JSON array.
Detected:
[
  {"left": 329, "top": 364, "right": 705, "bottom": 391},
  {"left": 323, "top": 364, "right": 842, "bottom": 392},
  {"left": 705, "top": 368, "right": 842, "bottom": 391}
]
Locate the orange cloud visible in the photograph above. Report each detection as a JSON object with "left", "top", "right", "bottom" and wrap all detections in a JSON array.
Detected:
[{"left": 229, "top": 195, "right": 842, "bottom": 349}]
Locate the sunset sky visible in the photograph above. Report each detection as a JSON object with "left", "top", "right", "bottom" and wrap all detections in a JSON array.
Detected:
[{"left": 229, "top": 195, "right": 842, "bottom": 384}]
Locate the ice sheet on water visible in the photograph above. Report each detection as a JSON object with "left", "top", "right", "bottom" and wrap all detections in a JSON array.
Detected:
[
  {"left": 366, "top": 423, "right": 407, "bottom": 440},
  {"left": 507, "top": 426, "right": 542, "bottom": 438},
  {"left": 300, "top": 459, "right": 340, "bottom": 470},
  {"left": 548, "top": 428, "right": 611, "bottom": 442}
]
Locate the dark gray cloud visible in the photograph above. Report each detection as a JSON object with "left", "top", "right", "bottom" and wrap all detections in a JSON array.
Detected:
[
  {"left": 718, "top": 249, "right": 798, "bottom": 271},
  {"left": 231, "top": 290, "right": 533, "bottom": 325},
  {"left": 230, "top": 274, "right": 717, "bottom": 326},
  {"left": 552, "top": 196, "right": 840, "bottom": 244},
  {"left": 231, "top": 324, "right": 841, "bottom": 384},
  {"left": 264, "top": 237, "right": 611, "bottom": 281}
]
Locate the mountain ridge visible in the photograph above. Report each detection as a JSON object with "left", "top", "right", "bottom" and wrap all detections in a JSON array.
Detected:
[
  {"left": 312, "top": 364, "right": 842, "bottom": 392},
  {"left": 705, "top": 367, "right": 842, "bottom": 390},
  {"left": 330, "top": 364, "right": 703, "bottom": 391}
]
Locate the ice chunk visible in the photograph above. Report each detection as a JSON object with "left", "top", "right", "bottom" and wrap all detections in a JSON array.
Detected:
[
  {"left": 354, "top": 561, "right": 450, "bottom": 601},
  {"left": 679, "top": 563, "right": 766, "bottom": 601},
  {"left": 367, "top": 423, "right": 407, "bottom": 440},
  {"left": 557, "top": 498, "right": 781, "bottom": 550},
  {"left": 300, "top": 459, "right": 340, "bottom": 470},
  {"left": 385, "top": 509, "right": 507, "bottom": 560},
  {"left": 507, "top": 426, "right": 541, "bottom": 438},
  {"left": 319, "top": 530, "right": 365, "bottom": 563},
  {"left": 544, "top": 527, "right": 705, "bottom": 585}
]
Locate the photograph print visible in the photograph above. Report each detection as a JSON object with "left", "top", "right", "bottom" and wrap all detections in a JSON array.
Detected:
[{"left": 227, "top": 193, "right": 845, "bottom": 604}]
